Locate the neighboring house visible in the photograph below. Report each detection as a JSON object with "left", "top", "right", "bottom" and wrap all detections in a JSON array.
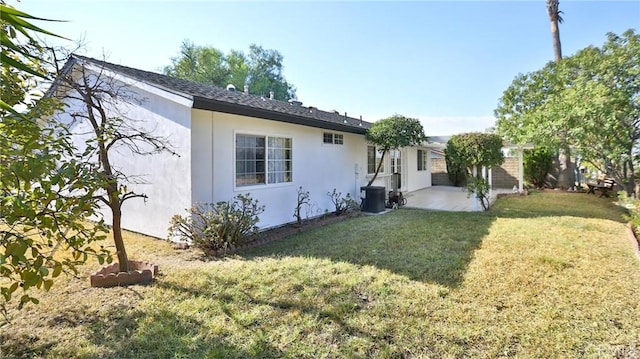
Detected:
[
  {"left": 49, "top": 55, "right": 435, "bottom": 238},
  {"left": 429, "top": 149, "right": 445, "bottom": 159}
]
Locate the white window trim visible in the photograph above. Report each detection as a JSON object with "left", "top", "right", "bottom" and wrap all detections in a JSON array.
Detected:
[
  {"left": 417, "top": 149, "right": 428, "bottom": 171},
  {"left": 367, "top": 145, "right": 386, "bottom": 175},
  {"left": 322, "top": 131, "right": 345, "bottom": 146},
  {"left": 233, "top": 130, "right": 294, "bottom": 191}
]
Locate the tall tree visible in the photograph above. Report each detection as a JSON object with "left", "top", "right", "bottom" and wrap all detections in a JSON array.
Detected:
[
  {"left": 52, "top": 55, "right": 177, "bottom": 273},
  {"left": 227, "top": 49, "right": 249, "bottom": 91},
  {"left": 1, "top": 3, "right": 109, "bottom": 314},
  {"left": 365, "top": 115, "right": 426, "bottom": 186},
  {"left": 163, "top": 41, "right": 296, "bottom": 100},
  {"left": 545, "top": 0, "right": 575, "bottom": 189},
  {"left": 546, "top": 0, "right": 564, "bottom": 62},
  {"left": 495, "top": 29, "right": 640, "bottom": 194},
  {"left": 246, "top": 44, "right": 296, "bottom": 100},
  {"left": 163, "top": 40, "right": 228, "bottom": 86}
]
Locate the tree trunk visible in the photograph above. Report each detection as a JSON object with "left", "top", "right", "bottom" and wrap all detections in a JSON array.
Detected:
[
  {"left": 547, "top": 0, "right": 570, "bottom": 189},
  {"left": 547, "top": 0, "right": 562, "bottom": 62},
  {"left": 550, "top": 19, "right": 562, "bottom": 62},
  {"left": 556, "top": 148, "right": 575, "bottom": 190},
  {"left": 110, "top": 200, "right": 129, "bottom": 273},
  {"left": 367, "top": 150, "right": 386, "bottom": 187},
  {"left": 627, "top": 158, "right": 636, "bottom": 197}
]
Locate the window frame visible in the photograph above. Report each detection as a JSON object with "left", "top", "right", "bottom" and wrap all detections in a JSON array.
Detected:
[
  {"left": 322, "top": 131, "right": 344, "bottom": 145},
  {"left": 235, "top": 132, "right": 293, "bottom": 189},
  {"left": 367, "top": 145, "right": 385, "bottom": 174},
  {"left": 417, "top": 149, "right": 428, "bottom": 171}
]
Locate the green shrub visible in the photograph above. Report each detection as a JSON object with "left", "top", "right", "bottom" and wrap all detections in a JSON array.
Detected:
[
  {"left": 327, "top": 189, "right": 359, "bottom": 215},
  {"left": 445, "top": 132, "right": 505, "bottom": 210},
  {"left": 466, "top": 177, "right": 492, "bottom": 210},
  {"left": 168, "top": 194, "right": 265, "bottom": 252},
  {"left": 445, "top": 155, "right": 467, "bottom": 186},
  {"left": 524, "top": 148, "right": 554, "bottom": 188},
  {"left": 445, "top": 132, "right": 505, "bottom": 188},
  {"left": 618, "top": 191, "right": 640, "bottom": 230}
]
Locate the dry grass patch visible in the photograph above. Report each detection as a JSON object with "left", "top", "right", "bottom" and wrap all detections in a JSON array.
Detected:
[{"left": 1, "top": 191, "right": 639, "bottom": 358}]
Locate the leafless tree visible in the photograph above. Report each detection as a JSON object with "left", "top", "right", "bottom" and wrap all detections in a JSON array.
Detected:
[{"left": 50, "top": 53, "right": 177, "bottom": 272}]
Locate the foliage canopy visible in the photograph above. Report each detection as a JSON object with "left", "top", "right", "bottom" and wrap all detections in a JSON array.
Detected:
[
  {"left": 1, "top": 3, "right": 110, "bottom": 314},
  {"left": 163, "top": 41, "right": 296, "bottom": 101},
  {"left": 365, "top": 115, "right": 426, "bottom": 186},
  {"left": 495, "top": 29, "right": 640, "bottom": 192},
  {"left": 445, "top": 132, "right": 505, "bottom": 171}
]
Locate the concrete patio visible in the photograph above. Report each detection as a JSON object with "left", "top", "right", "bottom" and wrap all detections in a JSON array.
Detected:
[{"left": 403, "top": 185, "right": 513, "bottom": 212}]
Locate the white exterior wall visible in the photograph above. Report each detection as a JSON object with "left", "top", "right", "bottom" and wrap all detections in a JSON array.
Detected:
[
  {"left": 404, "top": 147, "right": 432, "bottom": 192},
  {"left": 57, "top": 73, "right": 193, "bottom": 239},
  {"left": 364, "top": 147, "right": 432, "bottom": 193},
  {"left": 191, "top": 109, "right": 369, "bottom": 229}
]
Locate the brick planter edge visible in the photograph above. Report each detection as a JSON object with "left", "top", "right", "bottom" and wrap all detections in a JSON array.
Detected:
[{"left": 90, "top": 260, "right": 159, "bottom": 288}]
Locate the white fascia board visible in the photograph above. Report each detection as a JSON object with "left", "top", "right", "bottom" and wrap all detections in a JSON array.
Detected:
[{"left": 83, "top": 63, "right": 194, "bottom": 108}]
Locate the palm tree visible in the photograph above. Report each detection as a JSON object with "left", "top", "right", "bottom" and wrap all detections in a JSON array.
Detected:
[
  {"left": 546, "top": 0, "right": 575, "bottom": 189},
  {"left": 546, "top": 0, "right": 564, "bottom": 62}
]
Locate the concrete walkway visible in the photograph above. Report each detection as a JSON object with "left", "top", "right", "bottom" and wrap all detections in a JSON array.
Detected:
[{"left": 403, "top": 186, "right": 512, "bottom": 212}]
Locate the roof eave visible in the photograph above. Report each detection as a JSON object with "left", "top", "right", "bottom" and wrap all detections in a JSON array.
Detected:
[{"left": 192, "top": 97, "right": 369, "bottom": 135}]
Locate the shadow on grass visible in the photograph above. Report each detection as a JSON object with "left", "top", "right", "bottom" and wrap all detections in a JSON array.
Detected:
[
  {"left": 1, "top": 297, "right": 282, "bottom": 359},
  {"left": 85, "top": 302, "right": 283, "bottom": 359},
  {"left": 240, "top": 209, "right": 496, "bottom": 288},
  {"left": 156, "top": 277, "right": 394, "bottom": 351},
  {"left": 239, "top": 191, "right": 627, "bottom": 288}
]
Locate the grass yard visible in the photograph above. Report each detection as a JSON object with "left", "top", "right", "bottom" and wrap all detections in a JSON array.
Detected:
[{"left": 1, "top": 191, "right": 639, "bottom": 358}]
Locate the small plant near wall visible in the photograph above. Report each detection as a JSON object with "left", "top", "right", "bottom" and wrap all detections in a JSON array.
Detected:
[
  {"left": 293, "top": 187, "right": 311, "bottom": 226},
  {"left": 466, "top": 177, "right": 492, "bottom": 210},
  {"left": 327, "top": 189, "right": 359, "bottom": 216},
  {"left": 168, "top": 193, "right": 265, "bottom": 254}
]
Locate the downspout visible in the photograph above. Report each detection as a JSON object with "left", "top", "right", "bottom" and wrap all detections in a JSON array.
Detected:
[{"left": 355, "top": 163, "right": 360, "bottom": 200}]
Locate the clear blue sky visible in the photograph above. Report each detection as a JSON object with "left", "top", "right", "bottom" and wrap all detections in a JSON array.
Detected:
[{"left": 18, "top": 0, "right": 640, "bottom": 135}]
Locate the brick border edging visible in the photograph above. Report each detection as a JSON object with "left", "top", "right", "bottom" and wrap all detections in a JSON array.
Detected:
[
  {"left": 90, "top": 260, "right": 159, "bottom": 288},
  {"left": 626, "top": 223, "right": 640, "bottom": 262}
]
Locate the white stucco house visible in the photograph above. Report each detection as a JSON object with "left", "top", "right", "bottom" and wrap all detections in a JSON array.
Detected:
[{"left": 50, "top": 55, "right": 435, "bottom": 238}]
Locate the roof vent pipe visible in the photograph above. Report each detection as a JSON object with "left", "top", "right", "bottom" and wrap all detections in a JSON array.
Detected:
[
  {"left": 244, "top": 85, "right": 249, "bottom": 94},
  {"left": 344, "top": 112, "right": 348, "bottom": 124},
  {"left": 269, "top": 91, "right": 274, "bottom": 100}
]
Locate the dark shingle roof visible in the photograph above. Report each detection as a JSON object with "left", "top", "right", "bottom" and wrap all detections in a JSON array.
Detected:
[{"left": 72, "top": 55, "right": 371, "bottom": 134}]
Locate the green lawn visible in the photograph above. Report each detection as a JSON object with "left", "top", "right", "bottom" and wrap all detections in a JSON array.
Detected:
[{"left": 2, "top": 191, "right": 639, "bottom": 358}]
